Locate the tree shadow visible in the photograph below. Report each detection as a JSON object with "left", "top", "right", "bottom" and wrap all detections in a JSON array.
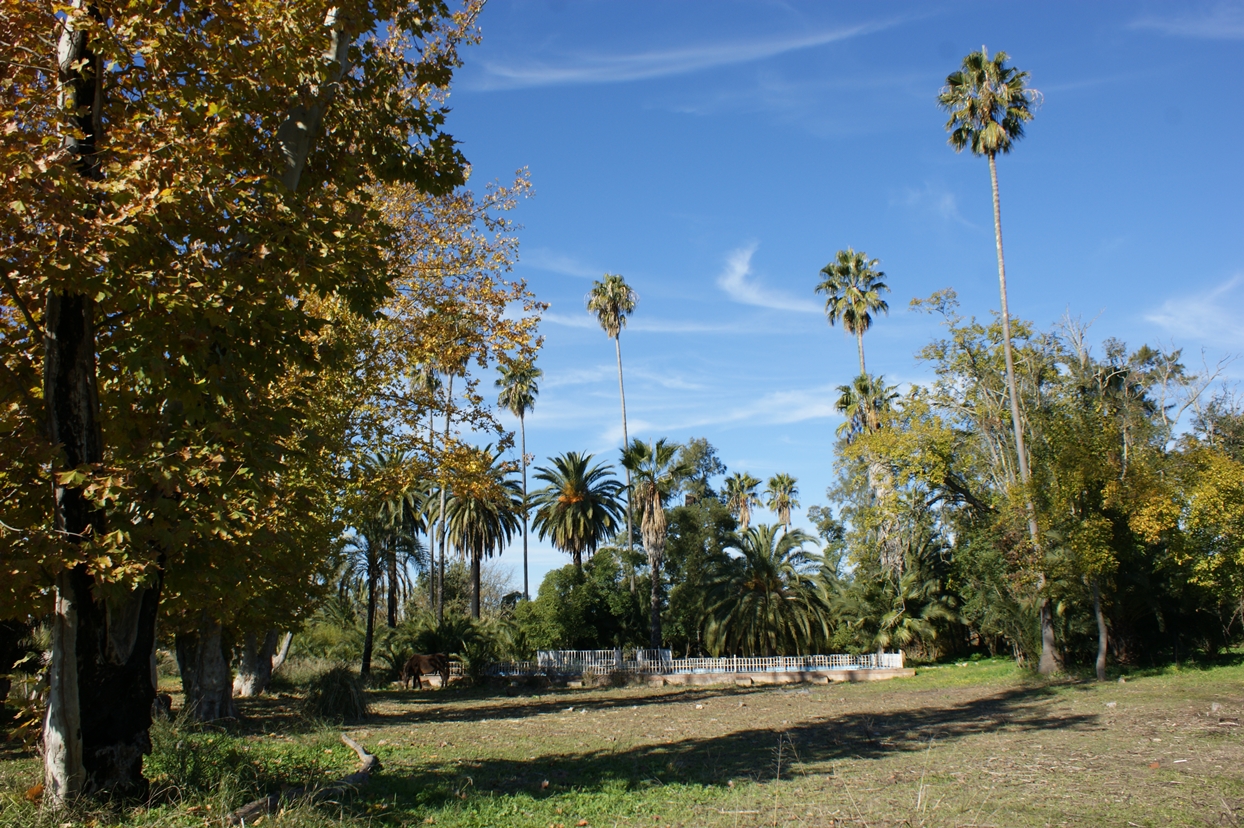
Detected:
[
  {"left": 365, "top": 684, "right": 1099, "bottom": 810},
  {"left": 367, "top": 684, "right": 750, "bottom": 726}
]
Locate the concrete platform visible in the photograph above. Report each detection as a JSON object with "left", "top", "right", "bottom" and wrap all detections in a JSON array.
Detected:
[{"left": 646, "top": 668, "right": 915, "bottom": 687}]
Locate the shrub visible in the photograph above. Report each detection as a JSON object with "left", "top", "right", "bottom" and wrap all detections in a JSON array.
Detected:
[{"left": 301, "top": 666, "right": 369, "bottom": 723}]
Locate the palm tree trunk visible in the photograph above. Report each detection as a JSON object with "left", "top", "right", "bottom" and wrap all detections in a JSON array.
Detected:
[
  {"left": 615, "top": 334, "right": 635, "bottom": 591},
  {"left": 427, "top": 409, "right": 437, "bottom": 610},
  {"left": 856, "top": 328, "right": 866, "bottom": 376},
  {"left": 649, "top": 558, "right": 662, "bottom": 649},
  {"left": 521, "top": 412, "right": 529, "bottom": 601},
  {"left": 437, "top": 373, "right": 453, "bottom": 626},
  {"left": 1093, "top": 578, "right": 1108, "bottom": 682},
  {"left": 361, "top": 557, "right": 378, "bottom": 677},
  {"left": 471, "top": 552, "right": 481, "bottom": 619},
  {"left": 386, "top": 537, "right": 398, "bottom": 628},
  {"left": 989, "top": 152, "right": 1057, "bottom": 675}
]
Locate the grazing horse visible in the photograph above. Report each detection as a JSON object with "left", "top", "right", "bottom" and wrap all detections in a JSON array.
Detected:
[{"left": 402, "top": 653, "right": 450, "bottom": 690}]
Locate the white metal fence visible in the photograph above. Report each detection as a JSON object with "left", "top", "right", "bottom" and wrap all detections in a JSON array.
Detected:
[{"left": 486, "top": 650, "right": 903, "bottom": 678}]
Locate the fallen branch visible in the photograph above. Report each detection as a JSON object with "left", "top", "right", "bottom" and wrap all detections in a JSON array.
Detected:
[{"left": 227, "top": 734, "right": 380, "bottom": 826}]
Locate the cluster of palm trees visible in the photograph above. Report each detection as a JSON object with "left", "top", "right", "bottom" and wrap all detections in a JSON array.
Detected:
[{"left": 339, "top": 47, "right": 1043, "bottom": 665}]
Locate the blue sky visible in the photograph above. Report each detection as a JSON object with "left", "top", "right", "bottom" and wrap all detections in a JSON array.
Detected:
[{"left": 439, "top": 1, "right": 1244, "bottom": 591}]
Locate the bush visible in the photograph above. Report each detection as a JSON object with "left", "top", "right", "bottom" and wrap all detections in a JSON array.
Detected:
[{"left": 301, "top": 665, "right": 369, "bottom": 723}]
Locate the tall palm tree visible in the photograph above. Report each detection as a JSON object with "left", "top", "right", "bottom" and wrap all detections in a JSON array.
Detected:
[
  {"left": 496, "top": 359, "right": 543, "bottom": 601},
  {"left": 723, "top": 472, "right": 762, "bottom": 531},
  {"left": 938, "top": 47, "right": 1054, "bottom": 673},
  {"left": 815, "top": 248, "right": 890, "bottom": 375},
  {"left": 704, "top": 525, "right": 829, "bottom": 657},
  {"left": 586, "top": 273, "right": 638, "bottom": 556},
  {"left": 764, "top": 473, "right": 799, "bottom": 530},
  {"left": 446, "top": 446, "right": 522, "bottom": 619},
  {"left": 621, "top": 437, "right": 688, "bottom": 649},
  {"left": 530, "top": 452, "right": 624, "bottom": 572}
]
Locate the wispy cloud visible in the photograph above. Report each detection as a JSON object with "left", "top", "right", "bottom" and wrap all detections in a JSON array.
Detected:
[
  {"left": 541, "top": 311, "right": 596, "bottom": 329},
  {"left": 717, "top": 244, "right": 820, "bottom": 313},
  {"left": 520, "top": 248, "right": 602, "bottom": 279},
  {"left": 1146, "top": 275, "right": 1244, "bottom": 346},
  {"left": 895, "top": 183, "right": 978, "bottom": 229},
  {"left": 476, "top": 20, "right": 899, "bottom": 89},
  {"left": 542, "top": 309, "right": 743, "bottom": 334},
  {"left": 1130, "top": 3, "right": 1244, "bottom": 40}
]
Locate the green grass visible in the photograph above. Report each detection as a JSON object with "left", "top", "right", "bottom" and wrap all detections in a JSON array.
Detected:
[{"left": 3, "top": 659, "right": 1243, "bottom": 826}]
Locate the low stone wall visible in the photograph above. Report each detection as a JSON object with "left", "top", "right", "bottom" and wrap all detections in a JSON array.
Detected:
[{"left": 647, "top": 668, "right": 915, "bottom": 687}]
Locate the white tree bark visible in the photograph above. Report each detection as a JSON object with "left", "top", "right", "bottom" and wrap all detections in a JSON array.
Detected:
[{"left": 43, "top": 570, "right": 84, "bottom": 802}]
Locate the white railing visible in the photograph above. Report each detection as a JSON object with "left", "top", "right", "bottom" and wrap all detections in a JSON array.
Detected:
[{"left": 486, "top": 650, "right": 903, "bottom": 678}]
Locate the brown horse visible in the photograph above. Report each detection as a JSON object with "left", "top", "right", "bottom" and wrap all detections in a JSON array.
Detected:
[{"left": 401, "top": 653, "right": 450, "bottom": 690}]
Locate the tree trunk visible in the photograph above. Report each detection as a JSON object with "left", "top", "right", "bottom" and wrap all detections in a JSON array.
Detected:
[
  {"left": 45, "top": 567, "right": 164, "bottom": 802},
  {"left": 233, "top": 630, "right": 282, "bottom": 697},
  {"left": 44, "top": 8, "right": 166, "bottom": 802},
  {"left": 470, "top": 553, "right": 481, "bottom": 619},
  {"left": 649, "top": 558, "right": 662, "bottom": 649},
  {"left": 989, "top": 153, "right": 1057, "bottom": 675},
  {"left": 175, "top": 614, "right": 237, "bottom": 722},
  {"left": 856, "top": 328, "right": 866, "bottom": 376},
  {"left": 437, "top": 373, "right": 453, "bottom": 625},
  {"left": 615, "top": 336, "right": 633, "bottom": 559},
  {"left": 521, "top": 412, "right": 530, "bottom": 601},
  {"left": 387, "top": 537, "right": 399, "bottom": 628},
  {"left": 1093, "top": 578, "right": 1108, "bottom": 682},
  {"left": 361, "top": 559, "right": 378, "bottom": 677}
]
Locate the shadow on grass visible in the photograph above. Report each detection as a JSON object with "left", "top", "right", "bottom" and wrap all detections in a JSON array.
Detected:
[{"left": 365, "top": 683, "right": 1098, "bottom": 811}]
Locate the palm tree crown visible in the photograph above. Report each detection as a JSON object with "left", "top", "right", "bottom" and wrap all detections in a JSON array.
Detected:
[
  {"left": 723, "top": 472, "right": 762, "bottom": 531},
  {"left": 705, "top": 525, "right": 829, "bottom": 657},
  {"left": 446, "top": 445, "right": 522, "bottom": 618},
  {"left": 938, "top": 47, "right": 1038, "bottom": 160},
  {"left": 530, "top": 452, "right": 624, "bottom": 572},
  {"left": 815, "top": 247, "right": 890, "bottom": 375},
  {"left": 835, "top": 373, "right": 899, "bottom": 440},
  {"left": 586, "top": 273, "right": 637, "bottom": 339},
  {"left": 764, "top": 473, "right": 799, "bottom": 529}
]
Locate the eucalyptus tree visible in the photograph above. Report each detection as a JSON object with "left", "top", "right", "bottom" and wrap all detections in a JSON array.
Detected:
[
  {"left": 496, "top": 359, "right": 543, "bottom": 600},
  {"left": 446, "top": 446, "right": 522, "bottom": 618},
  {"left": 622, "top": 438, "right": 689, "bottom": 648},
  {"left": 723, "top": 472, "right": 763, "bottom": 531},
  {"left": 938, "top": 47, "right": 1051, "bottom": 672},
  {"left": 587, "top": 273, "right": 638, "bottom": 554},
  {"left": 531, "top": 452, "right": 625, "bottom": 572},
  {"left": 705, "top": 526, "right": 828, "bottom": 656},
  {"left": 815, "top": 248, "right": 890, "bottom": 376},
  {"left": 765, "top": 473, "right": 800, "bottom": 531}
]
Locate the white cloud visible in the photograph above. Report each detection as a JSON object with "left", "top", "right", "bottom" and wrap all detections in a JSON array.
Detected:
[
  {"left": 541, "top": 309, "right": 744, "bottom": 335},
  {"left": 520, "top": 248, "right": 601, "bottom": 279},
  {"left": 541, "top": 311, "right": 596, "bottom": 329},
  {"left": 476, "top": 21, "right": 899, "bottom": 89},
  {"left": 717, "top": 244, "right": 821, "bottom": 313},
  {"left": 1130, "top": 4, "right": 1244, "bottom": 39},
  {"left": 1145, "top": 275, "right": 1244, "bottom": 347},
  {"left": 895, "top": 183, "right": 978, "bottom": 229}
]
